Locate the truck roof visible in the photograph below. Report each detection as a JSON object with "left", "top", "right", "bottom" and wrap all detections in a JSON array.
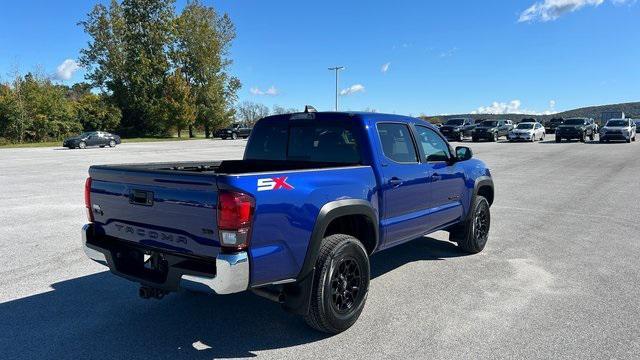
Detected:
[{"left": 259, "top": 111, "right": 436, "bottom": 129}]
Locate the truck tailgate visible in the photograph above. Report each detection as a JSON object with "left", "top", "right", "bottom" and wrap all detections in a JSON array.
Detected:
[{"left": 88, "top": 166, "right": 220, "bottom": 259}]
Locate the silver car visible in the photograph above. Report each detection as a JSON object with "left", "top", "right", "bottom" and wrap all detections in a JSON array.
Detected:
[
  {"left": 599, "top": 119, "right": 637, "bottom": 143},
  {"left": 508, "top": 122, "right": 546, "bottom": 142}
]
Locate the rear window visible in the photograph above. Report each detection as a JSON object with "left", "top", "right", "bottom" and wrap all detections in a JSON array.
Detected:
[{"left": 244, "top": 120, "right": 361, "bottom": 164}]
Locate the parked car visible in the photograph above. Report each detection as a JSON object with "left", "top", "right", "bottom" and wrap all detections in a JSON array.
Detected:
[
  {"left": 555, "top": 117, "right": 597, "bottom": 142},
  {"left": 63, "top": 131, "right": 121, "bottom": 149},
  {"left": 81, "top": 110, "right": 494, "bottom": 334},
  {"left": 508, "top": 122, "right": 546, "bottom": 142},
  {"left": 471, "top": 119, "right": 514, "bottom": 142},
  {"left": 438, "top": 118, "right": 476, "bottom": 141},
  {"left": 215, "top": 123, "right": 252, "bottom": 139},
  {"left": 546, "top": 118, "right": 564, "bottom": 134},
  {"left": 599, "top": 118, "right": 637, "bottom": 143},
  {"left": 600, "top": 111, "right": 625, "bottom": 127}
]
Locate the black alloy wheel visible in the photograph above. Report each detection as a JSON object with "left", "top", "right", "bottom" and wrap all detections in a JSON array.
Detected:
[{"left": 330, "top": 257, "right": 362, "bottom": 314}]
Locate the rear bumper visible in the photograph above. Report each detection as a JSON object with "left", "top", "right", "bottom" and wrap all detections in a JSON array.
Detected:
[{"left": 82, "top": 223, "right": 249, "bottom": 295}]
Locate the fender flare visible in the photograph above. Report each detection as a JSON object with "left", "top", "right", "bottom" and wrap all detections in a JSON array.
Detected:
[
  {"left": 469, "top": 176, "right": 494, "bottom": 222},
  {"left": 282, "top": 199, "right": 378, "bottom": 315},
  {"left": 473, "top": 176, "right": 494, "bottom": 202},
  {"left": 298, "top": 199, "right": 378, "bottom": 281}
]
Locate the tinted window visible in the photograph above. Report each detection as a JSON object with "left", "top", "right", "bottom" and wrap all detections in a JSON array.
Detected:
[
  {"left": 444, "top": 119, "right": 465, "bottom": 126},
  {"left": 244, "top": 121, "right": 361, "bottom": 164},
  {"left": 565, "top": 119, "right": 586, "bottom": 125},
  {"left": 415, "top": 126, "right": 450, "bottom": 162},
  {"left": 288, "top": 125, "right": 360, "bottom": 163},
  {"left": 377, "top": 123, "right": 418, "bottom": 163},
  {"left": 607, "top": 120, "right": 628, "bottom": 127}
]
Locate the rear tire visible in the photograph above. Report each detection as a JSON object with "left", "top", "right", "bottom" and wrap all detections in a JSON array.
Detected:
[
  {"left": 555, "top": 137, "right": 561, "bottom": 143},
  {"left": 450, "top": 196, "right": 490, "bottom": 254},
  {"left": 231, "top": 132, "right": 238, "bottom": 140},
  {"left": 304, "top": 234, "right": 370, "bottom": 334}
]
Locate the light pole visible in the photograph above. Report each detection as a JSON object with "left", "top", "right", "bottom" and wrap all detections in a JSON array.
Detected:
[{"left": 328, "top": 66, "right": 345, "bottom": 111}]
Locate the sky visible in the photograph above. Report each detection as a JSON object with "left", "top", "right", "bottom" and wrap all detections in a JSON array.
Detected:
[{"left": 0, "top": 0, "right": 638, "bottom": 116}]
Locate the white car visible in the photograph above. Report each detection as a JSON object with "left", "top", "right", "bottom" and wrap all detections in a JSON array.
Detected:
[
  {"left": 508, "top": 122, "right": 546, "bottom": 142},
  {"left": 599, "top": 118, "right": 637, "bottom": 143}
]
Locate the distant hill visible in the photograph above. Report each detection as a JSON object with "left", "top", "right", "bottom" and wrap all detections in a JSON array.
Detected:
[{"left": 421, "top": 101, "right": 640, "bottom": 125}]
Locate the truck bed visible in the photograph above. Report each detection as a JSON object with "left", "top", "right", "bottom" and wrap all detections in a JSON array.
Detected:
[{"left": 91, "top": 159, "right": 361, "bottom": 175}]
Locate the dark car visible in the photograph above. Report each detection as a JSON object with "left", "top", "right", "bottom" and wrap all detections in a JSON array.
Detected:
[
  {"left": 438, "top": 118, "right": 476, "bottom": 141},
  {"left": 471, "top": 119, "right": 514, "bottom": 142},
  {"left": 215, "top": 123, "right": 252, "bottom": 140},
  {"left": 520, "top": 118, "right": 537, "bottom": 123},
  {"left": 555, "top": 117, "right": 597, "bottom": 142},
  {"left": 63, "top": 131, "right": 121, "bottom": 149},
  {"left": 546, "top": 118, "right": 564, "bottom": 134}
]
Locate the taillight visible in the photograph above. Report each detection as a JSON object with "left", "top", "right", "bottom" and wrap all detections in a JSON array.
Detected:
[
  {"left": 85, "top": 177, "right": 94, "bottom": 222},
  {"left": 217, "top": 190, "right": 255, "bottom": 251}
]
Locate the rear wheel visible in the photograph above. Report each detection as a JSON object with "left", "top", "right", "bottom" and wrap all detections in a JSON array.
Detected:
[
  {"left": 304, "top": 234, "right": 370, "bottom": 334},
  {"left": 555, "top": 137, "right": 561, "bottom": 143},
  {"left": 450, "top": 196, "right": 490, "bottom": 254},
  {"left": 231, "top": 132, "right": 238, "bottom": 140},
  {"left": 492, "top": 133, "right": 498, "bottom": 142}
]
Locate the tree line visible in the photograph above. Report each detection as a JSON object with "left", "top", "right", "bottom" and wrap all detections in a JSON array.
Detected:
[{"left": 1, "top": 0, "right": 242, "bottom": 144}]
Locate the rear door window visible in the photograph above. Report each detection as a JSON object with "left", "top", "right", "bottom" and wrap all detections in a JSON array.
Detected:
[{"left": 376, "top": 123, "right": 418, "bottom": 163}]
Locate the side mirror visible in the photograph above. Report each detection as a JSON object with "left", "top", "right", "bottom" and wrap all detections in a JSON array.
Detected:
[{"left": 455, "top": 146, "right": 473, "bottom": 161}]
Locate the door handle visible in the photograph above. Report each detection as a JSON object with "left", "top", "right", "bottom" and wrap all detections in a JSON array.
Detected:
[{"left": 388, "top": 177, "right": 402, "bottom": 187}]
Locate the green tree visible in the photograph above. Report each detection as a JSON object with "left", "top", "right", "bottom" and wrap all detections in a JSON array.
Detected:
[
  {"left": 79, "top": 0, "right": 174, "bottom": 136},
  {"left": 75, "top": 94, "right": 122, "bottom": 131},
  {"left": 172, "top": 0, "right": 240, "bottom": 138}
]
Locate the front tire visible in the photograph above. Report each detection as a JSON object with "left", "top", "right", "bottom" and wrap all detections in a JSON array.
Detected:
[
  {"left": 78, "top": 141, "right": 86, "bottom": 149},
  {"left": 450, "top": 196, "right": 490, "bottom": 254},
  {"left": 580, "top": 132, "right": 586, "bottom": 142},
  {"left": 304, "top": 234, "right": 370, "bottom": 334},
  {"left": 109, "top": 140, "right": 116, "bottom": 147},
  {"left": 231, "top": 132, "right": 238, "bottom": 140}
]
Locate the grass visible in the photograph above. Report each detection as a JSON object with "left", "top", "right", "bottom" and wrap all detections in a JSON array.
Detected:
[{"left": 0, "top": 134, "right": 209, "bottom": 149}]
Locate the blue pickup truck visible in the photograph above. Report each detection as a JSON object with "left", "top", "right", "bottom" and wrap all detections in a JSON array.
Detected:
[{"left": 82, "top": 110, "right": 494, "bottom": 333}]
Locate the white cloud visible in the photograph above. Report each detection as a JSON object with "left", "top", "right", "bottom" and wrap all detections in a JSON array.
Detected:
[
  {"left": 471, "top": 99, "right": 558, "bottom": 115},
  {"left": 516, "top": 0, "right": 634, "bottom": 22},
  {"left": 55, "top": 59, "right": 80, "bottom": 80},
  {"left": 250, "top": 85, "right": 279, "bottom": 96},
  {"left": 439, "top": 47, "right": 458, "bottom": 58},
  {"left": 340, "top": 84, "right": 365, "bottom": 96},
  {"left": 381, "top": 62, "right": 391, "bottom": 73}
]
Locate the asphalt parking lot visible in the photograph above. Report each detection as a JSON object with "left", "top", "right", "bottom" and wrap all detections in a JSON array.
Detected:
[{"left": 1, "top": 135, "right": 639, "bottom": 359}]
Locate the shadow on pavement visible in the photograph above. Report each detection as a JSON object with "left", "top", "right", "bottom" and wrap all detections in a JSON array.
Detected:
[{"left": 0, "top": 237, "right": 465, "bottom": 359}]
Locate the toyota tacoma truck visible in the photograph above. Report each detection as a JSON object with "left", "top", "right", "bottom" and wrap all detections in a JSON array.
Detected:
[{"left": 82, "top": 110, "right": 494, "bottom": 334}]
